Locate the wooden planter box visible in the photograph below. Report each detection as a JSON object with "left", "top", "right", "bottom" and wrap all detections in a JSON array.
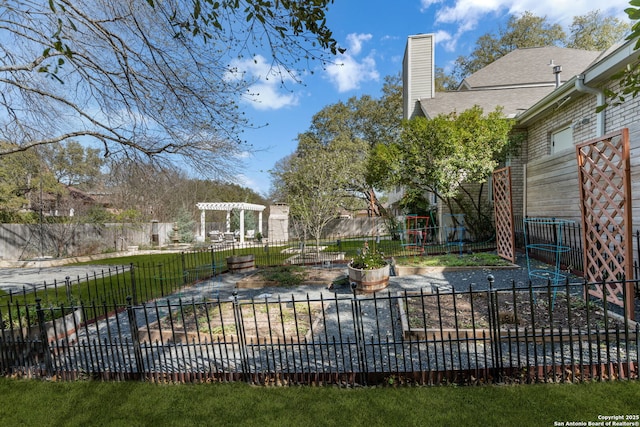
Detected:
[
  {"left": 236, "top": 268, "right": 346, "bottom": 289},
  {"left": 394, "top": 263, "right": 519, "bottom": 277},
  {"left": 397, "top": 291, "right": 638, "bottom": 343},
  {"left": 24, "top": 308, "right": 84, "bottom": 343},
  {"left": 138, "top": 301, "right": 323, "bottom": 345}
]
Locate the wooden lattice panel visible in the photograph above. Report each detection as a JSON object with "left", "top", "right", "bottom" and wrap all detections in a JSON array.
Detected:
[
  {"left": 576, "top": 128, "right": 634, "bottom": 320},
  {"left": 492, "top": 166, "right": 516, "bottom": 263}
]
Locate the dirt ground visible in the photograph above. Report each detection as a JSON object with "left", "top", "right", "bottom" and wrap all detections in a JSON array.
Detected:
[
  {"left": 404, "top": 290, "right": 628, "bottom": 331},
  {"left": 152, "top": 300, "right": 323, "bottom": 344}
]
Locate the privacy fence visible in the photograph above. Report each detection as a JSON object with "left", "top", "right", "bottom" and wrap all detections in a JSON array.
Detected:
[{"left": 1, "top": 225, "right": 639, "bottom": 385}]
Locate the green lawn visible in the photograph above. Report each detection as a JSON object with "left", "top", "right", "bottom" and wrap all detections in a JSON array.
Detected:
[
  {"left": 0, "top": 378, "right": 638, "bottom": 426},
  {"left": 395, "top": 252, "right": 513, "bottom": 267}
]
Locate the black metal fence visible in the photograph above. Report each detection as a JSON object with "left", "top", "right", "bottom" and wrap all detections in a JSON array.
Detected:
[
  {"left": 0, "top": 233, "right": 498, "bottom": 308},
  {"left": 2, "top": 226, "right": 640, "bottom": 386},
  {"left": 1, "top": 276, "right": 638, "bottom": 385},
  {"left": 515, "top": 217, "right": 640, "bottom": 295},
  {"left": 514, "top": 216, "right": 585, "bottom": 274}
]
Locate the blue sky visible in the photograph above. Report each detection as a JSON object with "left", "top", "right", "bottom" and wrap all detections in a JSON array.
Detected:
[{"left": 234, "top": 0, "right": 631, "bottom": 197}]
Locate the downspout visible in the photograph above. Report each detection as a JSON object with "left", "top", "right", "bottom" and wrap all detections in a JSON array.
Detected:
[{"left": 575, "top": 74, "right": 605, "bottom": 137}]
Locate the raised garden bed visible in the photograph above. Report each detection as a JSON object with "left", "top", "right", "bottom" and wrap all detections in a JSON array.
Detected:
[
  {"left": 236, "top": 266, "right": 346, "bottom": 289},
  {"left": 138, "top": 300, "right": 323, "bottom": 344},
  {"left": 398, "top": 290, "right": 635, "bottom": 341},
  {"left": 393, "top": 253, "right": 518, "bottom": 276},
  {"left": 393, "top": 263, "right": 519, "bottom": 277}
]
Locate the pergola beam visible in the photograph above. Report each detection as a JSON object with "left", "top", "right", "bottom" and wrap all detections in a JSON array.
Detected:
[{"left": 196, "top": 202, "right": 266, "bottom": 243}]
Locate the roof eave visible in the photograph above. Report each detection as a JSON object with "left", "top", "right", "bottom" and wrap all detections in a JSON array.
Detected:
[{"left": 517, "top": 38, "right": 640, "bottom": 126}]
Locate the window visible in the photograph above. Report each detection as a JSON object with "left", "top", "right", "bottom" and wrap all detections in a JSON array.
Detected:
[{"left": 551, "top": 125, "right": 573, "bottom": 153}]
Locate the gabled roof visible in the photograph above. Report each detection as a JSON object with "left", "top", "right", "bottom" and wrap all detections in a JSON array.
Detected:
[
  {"left": 419, "top": 46, "right": 606, "bottom": 119},
  {"left": 419, "top": 86, "right": 554, "bottom": 118},
  {"left": 517, "top": 38, "right": 640, "bottom": 126},
  {"left": 460, "top": 46, "right": 601, "bottom": 90}
]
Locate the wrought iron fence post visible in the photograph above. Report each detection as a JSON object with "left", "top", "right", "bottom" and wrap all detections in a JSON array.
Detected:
[
  {"left": 486, "top": 275, "right": 503, "bottom": 380},
  {"left": 181, "top": 252, "right": 188, "bottom": 285},
  {"left": 126, "top": 296, "right": 144, "bottom": 379},
  {"left": 210, "top": 246, "right": 216, "bottom": 277},
  {"left": 65, "top": 276, "right": 71, "bottom": 303},
  {"left": 231, "top": 291, "right": 250, "bottom": 381},
  {"left": 129, "top": 263, "right": 137, "bottom": 305},
  {"left": 351, "top": 282, "right": 367, "bottom": 385},
  {"left": 35, "top": 298, "right": 54, "bottom": 376}
]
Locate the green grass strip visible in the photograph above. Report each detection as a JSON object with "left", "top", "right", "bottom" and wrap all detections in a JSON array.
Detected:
[{"left": 0, "top": 378, "right": 638, "bottom": 426}]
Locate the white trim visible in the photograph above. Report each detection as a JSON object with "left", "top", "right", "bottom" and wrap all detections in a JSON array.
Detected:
[
  {"left": 196, "top": 202, "right": 266, "bottom": 243},
  {"left": 196, "top": 202, "right": 265, "bottom": 211}
]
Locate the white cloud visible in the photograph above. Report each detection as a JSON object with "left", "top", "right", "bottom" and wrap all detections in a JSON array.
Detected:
[
  {"left": 425, "top": 0, "right": 631, "bottom": 37},
  {"left": 325, "top": 33, "right": 380, "bottom": 93},
  {"left": 326, "top": 55, "right": 379, "bottom": 93},
  {"left": 420, "top": 0, "right": 445, "bottom": 12},
  {"left": 248, "top": 83, "right": 298, "bottom": 111},
  {"left": 346, "top": 33, "right": 372, "bottom": 55},
  {"left": 227, "top": 55, "right": 299, "bottom": 110},
  {"left": 433, "top": 30, "right": 457, "bottom": 52},
  {"left": 502, "top": 0, "right": 630, "bottom": 26}
]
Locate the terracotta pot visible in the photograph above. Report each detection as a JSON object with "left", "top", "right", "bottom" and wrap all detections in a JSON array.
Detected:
[{"left": 347, "top": 262, "right": 390, "bottom": 293}]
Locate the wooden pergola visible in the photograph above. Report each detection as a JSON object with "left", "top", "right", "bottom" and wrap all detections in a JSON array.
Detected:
[{"left": 196, "top": 202, "right": 266, "bottom": 244}]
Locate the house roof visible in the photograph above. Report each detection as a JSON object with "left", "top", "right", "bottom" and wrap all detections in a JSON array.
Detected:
[
  {"left": 419, "top": 86, "right": 555, "bottom": 118},
  {"left": 516, "top": 38, "right": 640, "bottom": 126},
  {"left": 418, "top": 46, "right": 606, "bottom": 119},
  {"left": 461, "top": 46, "right": 602, "bottom": 90}
]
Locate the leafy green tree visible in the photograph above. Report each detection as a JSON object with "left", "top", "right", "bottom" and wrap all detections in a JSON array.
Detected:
[
  {"left": 567, "top": 10, "right": 630, "bottom": 50},
  {"left": 0, "top": 1, "right": 342, "bottom": 176},
  {"left": 0, "top": 141, "right": 62, "bottom": 218},
  {"left": 85, "top": 205, "right": 114, "bottom": 224},
  {"left": 393, "top": 106, "right": 514, "bottom": 239},
  {"left": 285, "top": 75, "right": 402, "bottom": 217},
  {"left": 599, "top": 1, "right": 640, "bottom": 111},
  {"left": 435, "top": 67, "right": 459, "bottom": 92},
  {"left": 231, "top": 209, "right": 257, "bottom": 233},
  {"left": 175, "top": 207, "right": 196, "bottom": 243},
  {"left": 0, "top": 142, "right": 40, "bottom": 213},
  {"left": 40, "top": 141, "right": 104, "bottom": 189},
  {"left": 271, "top": 134, "right": 357, "bottom": 258}
]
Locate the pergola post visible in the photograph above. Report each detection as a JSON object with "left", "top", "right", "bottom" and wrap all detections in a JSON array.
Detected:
[
  {"left": 195, "top": 202, "right": 267, "bottom": 245},
  {"left": 200, "top": 210, "right": 206, "bottom": 239},
  {"left": 239, "top": 209, "right": 245, "bottom": 244}
]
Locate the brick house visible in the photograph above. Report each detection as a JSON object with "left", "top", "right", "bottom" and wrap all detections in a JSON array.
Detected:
[
  {"left": 401, "top": 33, "right": 640, "bottom": 318},
  {"left": 516, "top": 39, "right": 640, "bottom": 224},
  {"left": 397, "top": 33, "right": 604, "bottom": 236}
]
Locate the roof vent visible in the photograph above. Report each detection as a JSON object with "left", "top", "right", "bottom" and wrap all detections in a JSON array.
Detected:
[{"left": 549, "top": 60, "right": 562, "bottom": 88}]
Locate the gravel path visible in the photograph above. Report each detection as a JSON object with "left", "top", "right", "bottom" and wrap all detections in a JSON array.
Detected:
[{"left": 23, "top": 256, "right": 637, "bottom": 380}]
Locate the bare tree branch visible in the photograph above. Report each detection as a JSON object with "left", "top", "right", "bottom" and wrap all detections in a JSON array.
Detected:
[{"left": 0, "top": 0, "right": 341, "bottom": 178}]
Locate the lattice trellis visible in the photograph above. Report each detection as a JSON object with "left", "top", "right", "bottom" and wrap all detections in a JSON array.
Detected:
[
  {"left": 492, "top": 166, "right": 516, "bottom": 263},
  {"left": 576, "top": 128, "right": 634, "bottom": 320}
]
